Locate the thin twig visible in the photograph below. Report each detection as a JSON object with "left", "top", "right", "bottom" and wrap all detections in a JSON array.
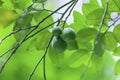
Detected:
[
  {"left": 43, "top": 52, "right": 46, "bottom": 80},
  {"left": 25, "top": 20, "right": 59, "bottom": 40},
  {"left": 103, "top": 16, "right": 120, "bottom": 35},
  {"left": 0, "top": 26, "right": 35, "bottom": 45},
  {"left": 28, "top": 1, "right": 78, "bottom": 80},
  {"left": 0, "top": 44, "right": 19, "bottom": 73},
  {"left": 0, "top": 20, "right": 58, "bottom": 58},
  {"left": 94, "top": 0, "right": 109, "bottom": 43},
  {"left": 43, "top": 9, "right": 63, "bottom": 14},
  {"left": 37, "top": 0, "right": 74, "bottom": 26},
  {"left": 0, "top": 0, "right": 74, "bottom": 74},
  {"left": 80, "top": 0, "right": 109, "bottom": 80},
  {"left": 62, "top": 0, "right": 78, "bottom": 28},
  {"left": 56, "top": 0, "right": 76, "bottom": 26},
  {"left": 28, "top": 35, "right": 53, "bottom": 80},
  {"left": 0, "top": 47, "right": 14, "bottom": 57}
]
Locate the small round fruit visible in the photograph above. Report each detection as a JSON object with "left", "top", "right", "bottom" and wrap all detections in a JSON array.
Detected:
[
  {"left": 52, "top": 36, "right": 67, "bottom": 53},
  {"left": 52, "top": 27, "right": 62, "bottom": 36},
  {"left": 61, "top": 28, "right": 76, "bottom": 43}
]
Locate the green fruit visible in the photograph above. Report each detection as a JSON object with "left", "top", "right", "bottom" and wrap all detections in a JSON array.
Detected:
[
  {"left": 52, "top": 27, "right": 62, "bottom": 36},
  {"left": 52, "top": 36, "right": 67, "bottom": 53},
  {"left": 61, "top": 28, "right": 76, "bottom": 43}
]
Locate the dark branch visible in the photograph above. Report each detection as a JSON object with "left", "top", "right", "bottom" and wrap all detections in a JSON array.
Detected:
[
  {"left": 0, "top": 26, "right": 35, "bottom": 45},
  {"left": 43, "top": 9, "right": 63, "bottom": 14},
  {"left": 0, "top": 0, "right": 74, "bottom": 74},
  {"left": 28, "top": 35, "right": 53, "bottom": 80},
  {"left": 62, "top": 0, "right": 78, "bottom": 28}
]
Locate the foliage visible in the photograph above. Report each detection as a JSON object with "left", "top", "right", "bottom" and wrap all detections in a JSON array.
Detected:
[{"left": 0, "top": 0, "right": 120, "bottom": 80}]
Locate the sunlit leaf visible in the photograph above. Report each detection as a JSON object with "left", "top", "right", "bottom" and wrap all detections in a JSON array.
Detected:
[
  {"left": 78, "top": 41, "right": 93, "bottom": 51},
  {"left": 29, "top": 3, "right": 43, "bottom": 14},
  {"left": 10, "top": 0, "right": 32, "bottom": 10},
  {"left": 33, "top": 10, "right": 53, "bottom": 28},
  {"left": 27, "top": 30, "right": 52, "bottom": 50},
  {"left": 76, "top": 28, "right": 97, "bottom": 42},
  {"left": 13, "top": 13, "right": 33, "bottom": 42},
  {"left": 70, "top": 11, "right": 87, "bottom": 32},
  {"left": 82, "top": 0, "right": 101, "bottom": 16},
  {"left": 94, "top": 34, "right": 105, "bottom": 56},
  {"left": 48, "top": 45, "right": 64, "bottom": 68},
  {"left": 67, "top": 40, "right": 79, "bottom": 50},
  {"left": 26, "top": 10, "right": 54, "bottom": 50},
  {"left": 67, "top": 49, "right": 90, "bottom": 68},
  {"left": 0, "top": 0, "right": 4, "bottom": 6},
  {"left": 115, "top": 60, "right": 120, "bottom": 75},
  {"left": 113, "top": 46, "right": 120, "bottom": 56},
  {"left": 1, "top": 0, "right": 13, "bottom": 9},
  {"left": 101, "top": 0, "right": 120, "bottom": 13},
  {"left": 113, "top": 24, "right": 120, "bottom": 42},
  {"left": 105, "top": 32, "right": 117, "bottom": 51},
  {"left": 0, "top": 8, "right": 18, "bottom": 27},
  {"left": 86, "top": 8, "right": 104, "bottom": 26},
  {"left": 92, "top": 53, "right": 103, "bottom": 71}
]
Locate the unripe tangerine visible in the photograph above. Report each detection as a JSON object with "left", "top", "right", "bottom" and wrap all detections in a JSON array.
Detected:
[
  {"left": 52, "top": 27, "right": 62, "bottom": 36},
  {"left": 52, "top": 36, "right": 67, "bottom": 53},
  {"left": 61, "top": 28, "right": 76, "bottom": 43}
]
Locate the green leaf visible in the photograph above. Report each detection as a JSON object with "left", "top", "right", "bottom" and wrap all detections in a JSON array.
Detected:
[
  {"left": 48, "top": 45, "right": 64, "bottom": 68},
  {"left": 70, "top": 11, "right": 87, "bottom": 32},
  {"left": 27, "top": 30, "right": 52, "bottom": 50},
  {"left": 26, "top": 10, "right": 54, "bottom": 50},
  {"left": 92, "top": 53, "right": 103, "bottom": 71},
  {"left": 86, "top": 8, "right": 104, "bottom": 26},
  {"left": 33, "top": 10, "right": 53, "bottom": 28},
  {"left": 115, "top": 60, "right": 120, "bottom": 75},
  {"left": 1, "top": 0, "right": 13, "bottom": 9},
  {"left": 113, "top": 24, "right": 120, "bottom": 42},
  {"left": 67, "top": 40, "right": 79, "bottom": 50},
  {"left": 105, "top": 32, "right": 117, "bottom": 51},
  {"left": 113, "top": 46, "right": 120, "bottom": 56},
  {"left": 101, "top": 0, "right": 120, "bottom": 13},
  {"left": 0, "top": 8, "right": 18, "bottom": 27},
  {"left": 10, "top": 0, "right": 32, "bottom": 10},
  {"left": 29, "top": 3, "right": 43, "bottom": 14},
  {"left": 67, "top": 49, "right": 90, "bottom": 68},
  {"left": 26, "top": 10, "right": 53, "bottom": 50},
  {"left": 0, "top": 0, "right": 4, "bottom": 7},
  {"left": 94, "top": 34, "right": 105, "bottom": 56},
  {"left": 113, "top": 0, "right": 120, "bottom": 9},
  {"left": 78, "top": 42, "right": 93, "bottom": 51},
  {"left": 82, "top": 0, "right": 101, "bottom": 16},
  {"left": 13, "top": 13, "right": 33, "bottom": 42},
  {"left": 76, "top": 28, "right": 97, "bottom": 42}
]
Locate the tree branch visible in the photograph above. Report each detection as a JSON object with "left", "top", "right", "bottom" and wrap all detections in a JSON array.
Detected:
[
  {"left": 25, "top": 20, "right": 59, "bottom": 41},
  {"left": 80, "top": 0, "right": 109, "bottom": 80},
  {"left": 28, "top": 0, "right": 78, "bottom": 80},
  {"left": 0, "top": 0, "right": 74, "bottom": 74},
  {"left": 28, "top": 35, "right": 53, "bottom": 80},
  {"left": 43, "top": 9, "right": 63, "bottom": 14},
  {"left": 103, "top": 16, "right": 120, "bottom": 35},
  {"left": 0, "top": 25, "right": 35, "bottom": 45},
  {"left": 62, "top": 0, "right": 78, "bottom": 28},
  {"left": 0, "top": 47, "right": 14, "bottom": 57}
]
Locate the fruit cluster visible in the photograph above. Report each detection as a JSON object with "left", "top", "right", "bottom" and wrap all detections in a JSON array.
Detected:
[{"left": 51, "top": 27, "right": 76, "bottom": 53}]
